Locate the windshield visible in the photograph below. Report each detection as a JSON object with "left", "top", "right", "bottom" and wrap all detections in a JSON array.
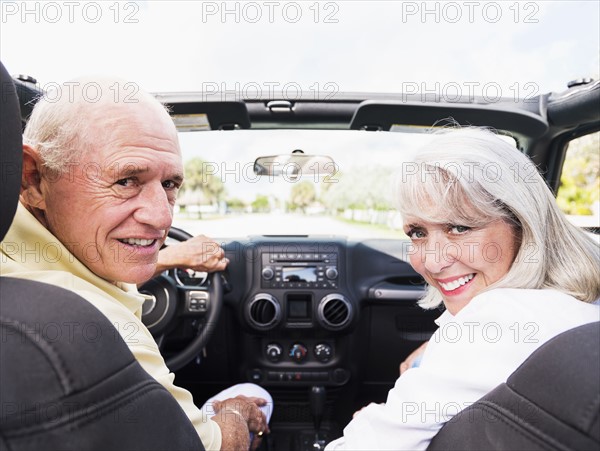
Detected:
[{"left": 174, "top": 129, "right": 436, "bottom": 238}]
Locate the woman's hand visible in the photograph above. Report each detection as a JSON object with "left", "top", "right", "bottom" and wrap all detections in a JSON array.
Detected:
[
  {"left": 399, "top": 341, "right": 428, "bottom": 375},
  {"left": 352, "top": 402, "right": 383, "bottom": 419}
]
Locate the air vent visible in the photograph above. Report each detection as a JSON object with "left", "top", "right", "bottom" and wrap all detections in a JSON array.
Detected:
[
  {"left": 247, "top": 294, "right": 281, "bottom": 330},
  {"left": 318, "top": 294, "right": 352, "bottom": 330}
]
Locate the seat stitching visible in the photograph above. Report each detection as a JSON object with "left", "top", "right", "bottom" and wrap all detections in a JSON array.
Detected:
[
  {"left": 579, "top": 391, "right": 600, "bottom": 432},
  {"left": 0, "top": 315, "right": 73, "bottom": 395}
]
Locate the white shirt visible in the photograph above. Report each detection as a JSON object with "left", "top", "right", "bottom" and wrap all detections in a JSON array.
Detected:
[{"left": 325, "top": 288, "right": 600, "bottom": 450}]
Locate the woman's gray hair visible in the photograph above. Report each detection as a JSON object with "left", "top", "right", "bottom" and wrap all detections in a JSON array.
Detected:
[
  {"left": 395, "top": 127, "right": 600, "bottom": 308},
  {"left": 23, "top": 77, "right": 169, "bottom": 174}
]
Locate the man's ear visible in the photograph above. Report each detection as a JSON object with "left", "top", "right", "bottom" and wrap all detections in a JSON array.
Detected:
[{"left": 21, "top": 144, "right": 47, "bottom": 211}]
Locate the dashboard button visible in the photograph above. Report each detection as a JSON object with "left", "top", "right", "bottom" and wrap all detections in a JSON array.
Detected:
[
  {"left": 248, "top": 369, "right": 263, "bottom": 382},
  {"left": 314, "top": 371, "right": 329, "bottom": 381}
]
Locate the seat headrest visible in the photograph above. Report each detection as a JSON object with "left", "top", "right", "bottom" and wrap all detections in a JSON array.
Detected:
[{"left": 0, "top": 61, "right": 23, "bottom": 242}]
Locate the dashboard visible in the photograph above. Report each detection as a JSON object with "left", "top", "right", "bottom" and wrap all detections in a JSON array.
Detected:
[
  {"left": 240, "top": 239, "right": 353, "bottom": 386},
  {"left": 141, "top": 232, "right": 441, "bottom": 432},
  {"left": 160, "top": 235, "right": 434, "bottom": 390}
]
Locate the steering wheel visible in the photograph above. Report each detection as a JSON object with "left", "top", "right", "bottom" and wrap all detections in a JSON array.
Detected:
[{"left": 139, "top": 227, "right": 223, "bottom": 372}]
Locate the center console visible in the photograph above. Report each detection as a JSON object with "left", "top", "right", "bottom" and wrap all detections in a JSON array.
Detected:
[{"left": 241, "top": 239, "right": 355, "bottom": 387}]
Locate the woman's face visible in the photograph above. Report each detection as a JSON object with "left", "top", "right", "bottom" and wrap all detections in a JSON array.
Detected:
[{"left": 403, "top": 217, "right": 519, "bottom": 315}]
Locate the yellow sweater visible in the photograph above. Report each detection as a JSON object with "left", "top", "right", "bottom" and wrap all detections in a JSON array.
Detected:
[{"left": 0, "top": 203, "right": 221, "bottom": 450}]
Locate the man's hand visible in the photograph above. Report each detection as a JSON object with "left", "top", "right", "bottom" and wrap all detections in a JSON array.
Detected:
[
  {"left": 152, "top": 235, "right": 229, "bottom": 279},
  {"left": 399, "top": 341, "right": 428, "bottom": 375},
  {"left": 211, "top": 395, "right": 270, "bottom": 451}
]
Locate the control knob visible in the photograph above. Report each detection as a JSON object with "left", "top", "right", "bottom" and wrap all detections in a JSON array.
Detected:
[
  {"left": 266, "top": 343, "right": 283, "bottom": 362},
  {"left": 325, "top": 267, "right": 338, "bottom": 279},
  {"left": 289, "top": 343, "right": 308, "bottom": 363},
  {"left": 314, "top": 343, "right": 333, "bottom": 363},
  {"left": 261, "top": 266, "right": 275, "bottom": 280}
]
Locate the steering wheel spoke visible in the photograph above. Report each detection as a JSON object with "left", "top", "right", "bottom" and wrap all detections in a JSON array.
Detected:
[
  {"left": 179, "top": 285, "right": 211, "bottom": 316},
  {"left": 139, "top": 227, "right": 223, "bottom": 372}
]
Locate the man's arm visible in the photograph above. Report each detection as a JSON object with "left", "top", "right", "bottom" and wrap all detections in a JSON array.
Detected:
[{"left": 152, "top": 234, "right": 229, "bottom": 278}]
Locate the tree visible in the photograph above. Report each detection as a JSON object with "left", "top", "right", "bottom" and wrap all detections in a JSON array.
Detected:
[
  {"left": 321, "top": 165, "right": 394, "bottom": 212},
  {"left": 557, "top": 132, "right": 600, "bottom": 215},
  {"left": 251, "top": 195, "right": 270, "bottom": 213},
  {"left": 289, "top": 181, "right": 316, "bottom": 212},
  {"left": 182, "top": 158, "right": 226, "bottom": 206},
  {"left": 226, "top": 197, "right": 246, "bottom": 213}
]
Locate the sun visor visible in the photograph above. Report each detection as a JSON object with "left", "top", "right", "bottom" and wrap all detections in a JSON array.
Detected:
[
  {"left": 349, "top": 100, "right": 548, "bottom": 139},
  {"left": 161, "top": 100, "right": 251, "bottom": 131}
]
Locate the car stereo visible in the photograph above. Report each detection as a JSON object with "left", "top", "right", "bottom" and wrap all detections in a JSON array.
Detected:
[{"left": 260, "top": 252, "right": 339, "bottom": 289}]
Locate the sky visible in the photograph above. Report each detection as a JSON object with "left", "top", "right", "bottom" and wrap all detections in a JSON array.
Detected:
[
  {"left": 1, "top": 0, "right": 598, "bottom": 235},
  {"left": 1, "top": 1, "right": 599, "bottom": 96}
]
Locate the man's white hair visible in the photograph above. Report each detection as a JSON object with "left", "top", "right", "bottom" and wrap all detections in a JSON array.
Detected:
[{"left": 23, "top": 77, "right": 169, "bottom": 174}]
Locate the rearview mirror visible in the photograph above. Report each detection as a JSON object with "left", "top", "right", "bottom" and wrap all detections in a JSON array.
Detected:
[{"left": 254, "top": 152, "right": 336, "bottom": 180}]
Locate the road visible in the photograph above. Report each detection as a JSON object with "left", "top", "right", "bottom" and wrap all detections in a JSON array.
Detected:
[{"left": 172, "top": 213, "right": 402, "bottom": 240}]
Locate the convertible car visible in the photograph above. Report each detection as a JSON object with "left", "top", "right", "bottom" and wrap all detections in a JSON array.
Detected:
[{"left": 2, "top": 64, "right": 599, "bottom": 450}]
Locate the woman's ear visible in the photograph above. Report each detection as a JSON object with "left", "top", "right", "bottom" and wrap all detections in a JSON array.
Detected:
[{"left": 20, "top": 144, "right": 47, "bottom": 211}]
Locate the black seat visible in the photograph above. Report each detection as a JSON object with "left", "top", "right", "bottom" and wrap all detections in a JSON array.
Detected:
[
  {"left": 0, "top": 61, "right": 204, "bottom": 451},
  {"left": 428, "top": 321, "right": 600, "bottom": 451}
]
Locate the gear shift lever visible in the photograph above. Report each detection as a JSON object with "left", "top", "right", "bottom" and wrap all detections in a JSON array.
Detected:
[{"left": 310, "top": 386, "right": 326, "bottom": 449}]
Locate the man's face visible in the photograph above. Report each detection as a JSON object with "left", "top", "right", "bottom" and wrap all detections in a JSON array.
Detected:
[{"left": 39, "top": 103, "right": 183, "bottom": 285}]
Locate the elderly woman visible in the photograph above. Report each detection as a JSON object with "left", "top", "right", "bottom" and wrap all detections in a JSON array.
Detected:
[{"left": 325, "top": 128, "right": 600, "bottom": 450}]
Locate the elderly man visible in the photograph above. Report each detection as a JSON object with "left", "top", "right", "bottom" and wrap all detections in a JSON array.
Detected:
[{"left": 0, "top": 78, "right": 269, "bottom": 451}]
